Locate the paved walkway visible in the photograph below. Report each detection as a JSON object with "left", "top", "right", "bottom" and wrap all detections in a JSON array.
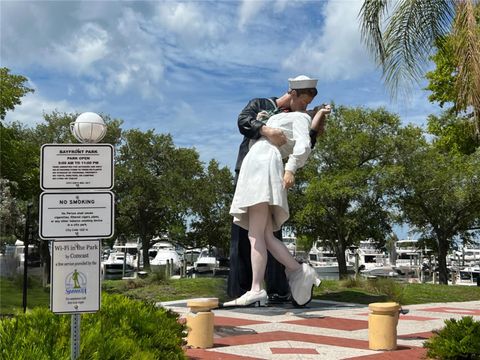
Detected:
[{"left": 160, "top": 299, "right": 480, "bottom": 360}]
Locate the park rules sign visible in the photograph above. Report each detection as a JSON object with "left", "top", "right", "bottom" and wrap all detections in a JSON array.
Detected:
[{"left": 40, "top": 144, "right": 114, "bottom": 190}]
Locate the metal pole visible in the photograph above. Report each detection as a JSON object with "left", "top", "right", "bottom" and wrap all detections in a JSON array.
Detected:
[
  {"left": 22, "top": 203, "right": 32, "bottom": 313},
  {"left": 354, "top": 251, "right": 359, "bottom": 278},
  {"left": 71, "top": 314, "right": 81, "bottom": 360},
  {"left": 122, "top": 246, "right": 127, "bottom": 278}
]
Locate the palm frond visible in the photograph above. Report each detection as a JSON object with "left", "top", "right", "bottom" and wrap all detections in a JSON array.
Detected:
[
  {"left": 452, "top": 0, "right": 480, "bottom": 136},
  {"left": 359, "top": 0, "right": 392, "bottom": 64},
  {"left": 382, "top": 0, "right": 455, "bottom": 97},
  {"left": 360, "top": 0, "right": 456, "bottom": 98}
]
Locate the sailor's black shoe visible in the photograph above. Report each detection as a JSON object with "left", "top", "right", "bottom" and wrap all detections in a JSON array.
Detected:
[{"left": 267, "top": 292, "right": 291, "bottom": 304}]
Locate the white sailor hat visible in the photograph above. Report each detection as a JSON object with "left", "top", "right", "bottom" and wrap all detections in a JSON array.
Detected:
[{"left": 288, "top": 75, "right": 318, "bottom": 90}]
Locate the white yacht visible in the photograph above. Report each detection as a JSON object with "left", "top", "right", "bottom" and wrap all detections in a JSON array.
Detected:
[
  {"left": 102, "top": 240, "right": 141, "bottom": 279},
  {"left": 150, "top": 241, "right": 182, "bottom": 274},
  {"left": 283, "top": 235, "right": 297, "bottom": 255},
  {"left": 102, "top": 251, "right": 136, "bottom": 279},
  {"left": 347, "top": 239, "right": 389, "bottom": 271},
  {"left": 183, "top": 248, "right": 202, "bottom": 266},
  {"left": 194, "top": 247, "right": 219, "bottom": 273},
  {"left": 458, "top": 265, "right": 480, "bottom": 284},
  {"left": 394, "top": 238, "right": 430, "bottom": 267},
  {"left": 308, "top": 240, "right": 353, "bottom": 273},
  {"left": 456, "top": 243, "right": 480, "bottom": 266}
]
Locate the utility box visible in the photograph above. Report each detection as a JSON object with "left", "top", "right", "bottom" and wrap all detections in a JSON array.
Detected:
[{"left": 368, "top": 302, "right": 400, "bottom": 350}]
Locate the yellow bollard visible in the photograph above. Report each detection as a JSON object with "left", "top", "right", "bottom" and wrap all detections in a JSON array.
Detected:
[
  {"left": 368, "top": 302, "right": 400, "bottom": 351},
  {"left": 186, "top": 298, "right": 219, "bottom": 348}
]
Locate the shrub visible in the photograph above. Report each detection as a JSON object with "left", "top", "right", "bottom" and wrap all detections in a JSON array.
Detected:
[
  {"left": 365, "top": 278, "right": 405, "bottom": 304},
  {"left": 0, "top": 293, "right": 186, "bottom": 360},
  {"left": 340, "top": 277, "right": 362, "bottom": 288},
  {"left": 424, "top": 316, "right": 480, "bottom": 359}
]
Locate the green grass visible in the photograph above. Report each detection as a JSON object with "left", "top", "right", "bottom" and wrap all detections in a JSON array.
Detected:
[
  {"left": 102, "top": 275, "right": 228, "bottom": 303},
  {"left": 402, "top": 283, "right": 480, "bottom": 304},
  {"left": 2, "top": 275, "right": 479, "bottom": 315},
  {"left": 0, "top": 276, "right": 50, "bottom": 315},
  {"left": 314, "top": 278, "right": 480, "bottom": 305}
]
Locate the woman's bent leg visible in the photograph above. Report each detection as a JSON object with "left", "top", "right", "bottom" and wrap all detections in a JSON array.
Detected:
[
  {"left": 264, "top": 214, "right": 301, "bottom": 273},
  {"left": 263, "top": 208, "right": 321, "bottom": 306}
]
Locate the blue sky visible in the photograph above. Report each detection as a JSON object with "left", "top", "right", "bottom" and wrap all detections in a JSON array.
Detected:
[{"left": 2, "top": 0, "right": 441, "bottom": 239}]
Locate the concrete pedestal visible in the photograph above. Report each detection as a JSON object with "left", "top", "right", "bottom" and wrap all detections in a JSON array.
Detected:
[
  {"left": 186, "top": 298, "right": 218, "bottom": 348},
  {"left": 368, "top": 302, "right": 400, "bottom": 351}
]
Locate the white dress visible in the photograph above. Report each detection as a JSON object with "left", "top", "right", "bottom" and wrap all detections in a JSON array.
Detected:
[{"left": 230, "top": 111, "right": 312, "bottom": 231}]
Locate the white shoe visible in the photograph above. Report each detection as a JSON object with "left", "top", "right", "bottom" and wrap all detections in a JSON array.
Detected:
[
  {"left": 223, "top": 289, "right": 268, "bottom": 307},
  {"left": 286, "top": 263, "right": 321, "bottom": 306}
]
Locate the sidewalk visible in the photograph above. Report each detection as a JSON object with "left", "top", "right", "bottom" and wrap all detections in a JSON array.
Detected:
[{"left": 161, "top": 298, "right": 480, "bottom": 360}]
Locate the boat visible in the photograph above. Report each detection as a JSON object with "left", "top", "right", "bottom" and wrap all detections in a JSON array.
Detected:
[
  {"left": 194, "top": 247, "right": 218, "bottom": 273},
  {"left": 192, "top": 247, "right": 229, "bottom": 276},
  {"left": 458, "top": 265, "right": 480, "bottom": 284},
  {"left": 394, "top": 238, "right": 432, "bottom": 266},
  {"left": 346, "top": 239, "right": 389, "bottom": 271},
  {"left": 182, "top": 248, "right": 202, "bottom": 275},
  {"left": 283, "top": 235, "right": 297, "bottom": 255},
  {"left": 308, "top": 240, "right": 353, "bottom": 273},
  {"left": 3, "top": 240, "right": 41, "bottom": 276},
  {"left": 183, "top": 248, "right": 201, "bottom": 266},
  {"left": 102, "top": 252, "right": 136, "bottom": 279},
  {"left": 454, "top": 243, "right": 480, "bottom": 266},
  {"left": 101, "top": 239, "right": 141, "bottom": 279},
  {"left": 360, "top": 265, "right": 401, "bottom": 279},
  {"left": 150, "top": 241, "right": 182, "bottom": 274}
]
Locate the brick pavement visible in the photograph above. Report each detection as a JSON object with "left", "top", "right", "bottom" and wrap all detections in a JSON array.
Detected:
[{"left": 160, "top": 299, "right": 480, "bottom": 360}]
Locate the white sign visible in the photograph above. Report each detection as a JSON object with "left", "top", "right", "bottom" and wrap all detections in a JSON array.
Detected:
[
  {"left": 41, "top": 144, "right": 114, "bottom": 190},
  {"left": 39, "top": 192, "right": 114, "bottom": 240},
  {"left": 51, "top": 240, "right": 101, "bottom": 313}
]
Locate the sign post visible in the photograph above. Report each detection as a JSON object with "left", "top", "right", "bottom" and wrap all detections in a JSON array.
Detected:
[{"left": 39, "top": 112, "right": 113, "bottom": 360}]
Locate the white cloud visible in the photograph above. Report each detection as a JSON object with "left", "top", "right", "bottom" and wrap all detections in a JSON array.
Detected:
[
  {"left": 154, "top": 2, "right": 222, "bottom": 44},
  {"left": 3, "top": 92, "right": 75, "bottom": 127},
  {"left": 282, "top": 0, "right": 374, "bottom": 81},
  {"left": 48, "top": 22, "right": 110, "bottom": 74},
  {"left": 238, "top": 1, "right": 268, "bottom": 31}
]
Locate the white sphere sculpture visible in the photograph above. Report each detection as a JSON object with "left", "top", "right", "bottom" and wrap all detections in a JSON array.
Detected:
[{"left": 70, "top": 112, "right": 107, "bottom": 143}]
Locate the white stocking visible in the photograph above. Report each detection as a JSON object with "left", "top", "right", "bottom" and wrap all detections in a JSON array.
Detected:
[
  {"left": 248, "top": 203, "right": 269, "bottom": 292},
  {"left": 264, "top": 210, "right": 301, "bottom": 272}
]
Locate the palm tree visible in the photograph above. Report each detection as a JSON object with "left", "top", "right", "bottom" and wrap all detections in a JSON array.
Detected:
[{"left": 359, "top": 0, "right": 480, "bottom": 137}]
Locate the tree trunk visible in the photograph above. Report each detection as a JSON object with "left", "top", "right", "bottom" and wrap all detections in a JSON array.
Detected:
[
  {"left": 40, "top": 239, "right": 50, "bottom": 286},
  {"left": 141, "top": 235, "right": 150, "bottom": 271},
  {"left": 437, "top": 237, "right": 449, "bottom": 285},
  {"left": 335, "top": 241, "right": 348, "bottom": 279}
]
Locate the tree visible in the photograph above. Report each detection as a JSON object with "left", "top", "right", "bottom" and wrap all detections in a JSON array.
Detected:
[
  {"left": 360, "top": 0, "right": 480, "bottom": 135},
  {"left": 425, "top": 32, "right": 480, "bottom": 145},
  {"left": 391, "top": 126, "right": 480, "bottom": 284},
  {"left": 425, "top": 37, "right": 459, "bottom": 111},
  {"left": 0, "top": 67, "right": 34, "bottom": 120},
  {"left": 115, "top": 129, "right": 203, "bottom": 269},
  {"left": 0, "top": 122, "right": 39, "bottom": 200},
  {"left": 0, "top": 179, "right": 24, "bottom": 250},
  {"left": 426, "top": 111, "right": 478, "bottom": 155},
  {"left": 188, "top": 160, "right": 233, "bottom": 253},
  {"left": 290, "top": 106, "right": 400, "bottom": 278}
]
